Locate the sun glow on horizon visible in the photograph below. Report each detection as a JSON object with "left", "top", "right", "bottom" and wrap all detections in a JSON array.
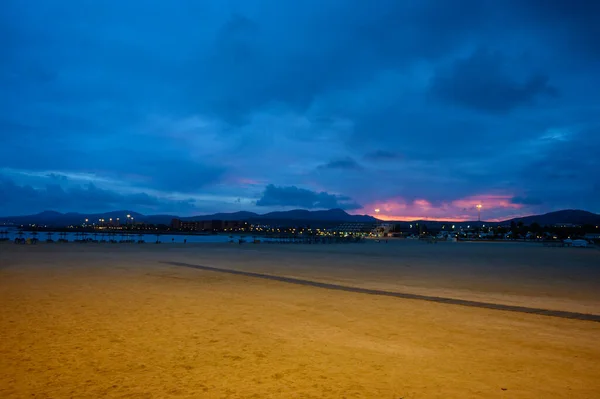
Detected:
[{"left": 357, "top": 194, "right": 534, "bottom": 222}]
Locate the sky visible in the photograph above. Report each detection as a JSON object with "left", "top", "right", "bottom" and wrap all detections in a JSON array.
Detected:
[{"left": 1, "top": 0, "right": 599, "bottom": 221}]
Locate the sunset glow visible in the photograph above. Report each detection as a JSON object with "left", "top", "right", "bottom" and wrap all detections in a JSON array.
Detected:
[{"left": 360, "top": 194, "right": 530, "bottom": 221}]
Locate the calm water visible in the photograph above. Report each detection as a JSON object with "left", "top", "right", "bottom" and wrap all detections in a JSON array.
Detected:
[{"left": 0, "top": 228, "right": 241, "bottom": 243}]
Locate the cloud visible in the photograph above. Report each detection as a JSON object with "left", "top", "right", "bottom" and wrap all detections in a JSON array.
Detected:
[
  {"left": 46, "top": 173, "right": 68, "bottom": 181},
  {"left": 1, "top": 0, "right": 599, "bottom": 219},
  {"left": 430, "top": 48, "right": 558, "bottom": 113},
  {"left": 0, "top": 174, "right": 196, "bottom": 215},
  {"left": 364, "top": 150, "right": 402, "bottom": 161},
  {"left": 511, "top": 196, "right": 543, "bottom": 205},
  {"left": 511, "top": 126, "right": 600, "bottom": 211},
  {"left": 256, "top": 184, "right": 361, "bottom": 210},
  {"left": 511, "top": 0, "right": 600, "bottom": 61},
  {"left": 317, "top": 157, "right": 363, "bottom": 171},
  {"left": 128, "top": 158, "right": 226, "bottom": 193},
  {"left": 0, "top": 137, "right": 227, "bottom": 195},
  {"left": 362, "top": 194, "right": 528, "bottom": 222}
]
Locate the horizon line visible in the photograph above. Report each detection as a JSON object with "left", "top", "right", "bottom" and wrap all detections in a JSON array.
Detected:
[{"left": 1, "top": 208, "right": 597, "bottom": 225}]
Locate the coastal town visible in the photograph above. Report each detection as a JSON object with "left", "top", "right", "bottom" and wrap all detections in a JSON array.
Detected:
[{"left": 2, "top": 210, "right": 599, "bottom": 247}]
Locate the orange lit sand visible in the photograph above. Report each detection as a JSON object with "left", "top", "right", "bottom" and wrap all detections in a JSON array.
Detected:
[{"left": 1, "top": 241, "right": 599, "bottom": 398}]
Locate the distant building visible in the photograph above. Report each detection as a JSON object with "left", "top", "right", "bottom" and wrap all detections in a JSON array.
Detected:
[
  {"left": 332, "top": 222, "right": 376, "bottom": 234},
  {"left": 377, "top": 223, "right": 394, "bottom": 234},
  {"left": 202, "top": 220, "right": 223, "bottom": 231},
  {"left": 223, "top": 220, "right": 242, "bottom": 230},
  {"left": 170, "top": 219, "right": 242, "bottom": 231},
  {"left": 554, "top": 223, "right": 581, "bottom": 228}
]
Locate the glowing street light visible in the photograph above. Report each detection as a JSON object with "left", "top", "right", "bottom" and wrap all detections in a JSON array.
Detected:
[
  {"left": 373, "top": 209, "right": 382, "bottom": 237},
  {"left": 476, "top": 204, "right": 482, "bottom": 222}
]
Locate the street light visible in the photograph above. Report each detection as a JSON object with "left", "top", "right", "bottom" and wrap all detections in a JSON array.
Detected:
[
  {"left": 374, "top": 209, "right": 381, "bottom": 237},
  {"left": 476, "top": 204, "right": 482, "bottom": 222}
]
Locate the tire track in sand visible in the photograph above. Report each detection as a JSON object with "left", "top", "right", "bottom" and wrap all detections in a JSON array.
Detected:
[{"left": 163, "top": 261, "right": 600, "bottom": 323}]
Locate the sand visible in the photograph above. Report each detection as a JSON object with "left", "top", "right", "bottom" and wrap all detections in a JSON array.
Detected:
[{"left": 1, "top": 241, "right": 599, "bottom": 398}]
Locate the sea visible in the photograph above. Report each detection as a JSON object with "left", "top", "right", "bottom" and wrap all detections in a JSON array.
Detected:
[{"left": 0, "top": 227, "right": 246, "bottom": 244}]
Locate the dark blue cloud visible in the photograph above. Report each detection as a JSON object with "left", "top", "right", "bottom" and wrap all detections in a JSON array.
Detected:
[
  {"left": 430, "top": 49, "right": 558, "bottom": 113},
  {"left": 364, "top": 150, "right": 402, "bottom": 161},
  {"left": 256, "top": 185, "right": 361, "bottom": 210},
  {"left": 0, "top": 174, "right": 196, "bottom": 215},
  {"left": 318, "top": 157, "right": 363, "bottom": 171},
  {"left": 511, "top": 196, "right": 543, "bottom": 206},
  {"left": 46, "top": 173, "right": 68, "bottom": 181},
  {"left": 511, "top": 0, "right": 600, "bottom": 62},
  {"left": 0, "top": 0, "right": 599, "bottom": 217}
]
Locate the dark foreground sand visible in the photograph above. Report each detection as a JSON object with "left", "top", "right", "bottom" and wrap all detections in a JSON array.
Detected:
[{"left": 1, "top": 241, "right": 599, "bottom": 398}]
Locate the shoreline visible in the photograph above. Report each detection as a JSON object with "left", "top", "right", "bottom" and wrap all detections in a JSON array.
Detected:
[{"left": 2, "top": 240, "right": 599, "bottom": 314}]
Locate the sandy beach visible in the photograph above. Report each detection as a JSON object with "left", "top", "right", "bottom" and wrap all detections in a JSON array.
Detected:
[{"left": 1, "top": 240, "right": 599, "bottom": 398}]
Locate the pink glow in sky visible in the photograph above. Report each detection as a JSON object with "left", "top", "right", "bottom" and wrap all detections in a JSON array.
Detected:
[
  {"left": 358, "top": 194, "right": 529, "bottom": 222},
  {"left": 221, "top": 176, "right": 263, "bottom": 186}
]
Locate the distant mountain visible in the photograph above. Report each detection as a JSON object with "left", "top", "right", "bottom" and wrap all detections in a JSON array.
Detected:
[
  {"left": 384, "top": 210, "right": 600, "bottom": 226},
  {"left": 1, "top": 208, "right": 597, "bottom": 227},
  {"left": 259, "top": 208, "right": 377, "bottom": 222},
  {"left": 507, "top": 210, "right": 600, "bottom": 226},
  {"left": 183, "top": 211, "right": 260, "bottom": 222},
  {"left": 181, "top": 209, "right": 376, "bottom": 223},
  {"left": 0, "top": 208, "right": 377, "bottom": 227},
  {"left": 141, "top": 214, "right": 179, "bottom": 225}
]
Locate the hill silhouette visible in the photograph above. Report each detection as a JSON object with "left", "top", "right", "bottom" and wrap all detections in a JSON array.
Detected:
[
  {"left": 0, "top": 209, "right": 377, "bottom": 227},
  {"left": 1, "top": 208, "right": 599, "bottom": 227}
]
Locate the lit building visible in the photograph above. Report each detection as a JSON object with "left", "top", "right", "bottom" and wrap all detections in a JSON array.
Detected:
[
  {"left": 170, "top": 219, "right": 242, "bottom": 232},
  {"left": 332, "top": 222, "right": 376, "bottom": 234}
]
